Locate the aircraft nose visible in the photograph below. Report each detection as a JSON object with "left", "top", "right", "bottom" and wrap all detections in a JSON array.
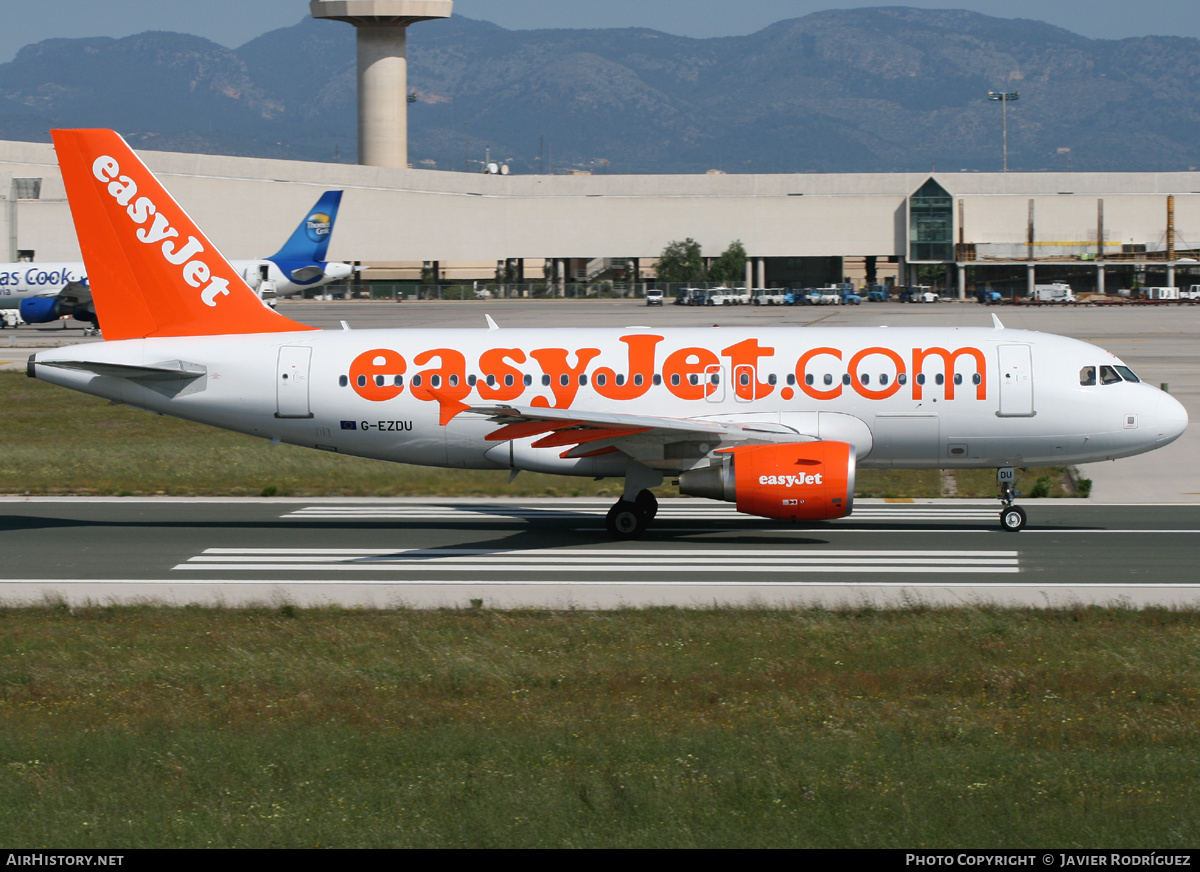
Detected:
[{"left": 1155, "top": 390, "right": 1189, "bottom": 446}]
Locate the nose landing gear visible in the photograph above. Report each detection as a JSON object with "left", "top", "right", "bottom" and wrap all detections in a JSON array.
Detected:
[{"left": 997, "top": 467, "right": 1026, "bottom": 532}]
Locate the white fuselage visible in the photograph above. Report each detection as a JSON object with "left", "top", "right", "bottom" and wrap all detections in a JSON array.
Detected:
[
  {"left": 30, "top": 325, "right": 1189, "bottom": 478},
  {"left": 0, "top": 262, "right": 85, "bottom": 304}
]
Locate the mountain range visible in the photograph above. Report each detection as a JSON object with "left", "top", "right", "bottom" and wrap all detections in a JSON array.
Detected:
[{"left": 1, "top": 6, "right": 1198, "bottom": 174}]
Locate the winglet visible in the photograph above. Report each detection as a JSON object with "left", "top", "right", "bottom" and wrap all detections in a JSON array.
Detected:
[
  {"left": 991, "top": 313, "right": 1005, "bottom": 329},
  {"left": 51, "top": 129, "right": 316, "bottom": 341}
]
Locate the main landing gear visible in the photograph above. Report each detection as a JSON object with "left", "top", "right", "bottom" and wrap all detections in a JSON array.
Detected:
[
  {"left": 996, "top": 467, "right": 1026, "bottom": 532},
  {"left": 605, "top": 489, "right": 658, "bottom": 539}
]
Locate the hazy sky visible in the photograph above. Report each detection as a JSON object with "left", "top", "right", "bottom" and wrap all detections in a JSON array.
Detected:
[{"left": 2, "top": 0, "right": 1198, "bottom": 62}]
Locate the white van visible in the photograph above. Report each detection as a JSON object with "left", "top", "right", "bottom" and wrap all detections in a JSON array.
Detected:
[{"left": 1033, "top": 283, "right": 1076, "bottom": 303}]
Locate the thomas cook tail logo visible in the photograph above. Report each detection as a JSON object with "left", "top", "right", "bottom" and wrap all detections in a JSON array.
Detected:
[{"left": 305, "top": 212, "right": 332, "bottom": 243}]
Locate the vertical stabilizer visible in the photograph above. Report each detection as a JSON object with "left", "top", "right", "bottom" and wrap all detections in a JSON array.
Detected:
[
  {"left": 268, "top": 190, "right": 343, "bottom": 263},
  {"left": 51, "top": 129, "right": 317, "bottom": 340}
]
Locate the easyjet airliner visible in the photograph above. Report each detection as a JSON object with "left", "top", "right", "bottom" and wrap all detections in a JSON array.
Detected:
[{"left": 28, "top": 130, "right": 1189, "bottom": 537}]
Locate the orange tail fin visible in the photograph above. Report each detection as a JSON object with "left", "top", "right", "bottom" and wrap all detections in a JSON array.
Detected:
[{"left": 52, "top": 129, "right": 317, "bottom": 341}]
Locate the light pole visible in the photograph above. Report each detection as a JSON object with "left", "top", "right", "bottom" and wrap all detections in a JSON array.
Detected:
[{"left": 988, "top": 90, "right": 1020, "bottom": 172}]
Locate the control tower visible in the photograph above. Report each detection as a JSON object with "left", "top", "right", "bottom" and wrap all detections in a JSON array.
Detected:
[{"left": 310, "top": 1, "right": 453, "bottom": 168}]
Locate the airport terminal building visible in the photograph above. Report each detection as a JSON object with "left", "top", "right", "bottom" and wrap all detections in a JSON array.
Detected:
[{"left": 3, "top": 135, "right": 1199, "bottom": 298}]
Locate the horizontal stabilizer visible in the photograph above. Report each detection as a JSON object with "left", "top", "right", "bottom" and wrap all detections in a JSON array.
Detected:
[{"left": 30, "top": 357, "right": 206, "bottom": 383}]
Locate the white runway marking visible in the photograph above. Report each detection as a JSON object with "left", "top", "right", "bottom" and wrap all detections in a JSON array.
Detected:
[
  {"left": 175, "top": 547, "right": 1020, "bottom": 575},
  {"left": 282, "top": 503, "right": 1001, "bottom": 522}
]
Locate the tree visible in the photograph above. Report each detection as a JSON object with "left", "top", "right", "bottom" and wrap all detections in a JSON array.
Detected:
[
  {"left": 655, "top": 238, "right": 706, "bottom": 284},
  {"left": 708, "top": 240, "right": 747, "bottom": 285}
]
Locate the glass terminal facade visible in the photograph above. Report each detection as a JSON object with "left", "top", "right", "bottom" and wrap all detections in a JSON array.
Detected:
[{"left": 909, "top": 177, "right": 954, "bottom": 262}]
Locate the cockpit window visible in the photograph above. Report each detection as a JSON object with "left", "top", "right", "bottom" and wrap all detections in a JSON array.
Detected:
[
  {"left": 1114, "top": 365, "right": 1140, "bottom": 383},
  {"left": 1080, "top": 366, "right": 1096, "bottom": 386},
  {"left": 1099, "top": 366, "right": 1122, "bottom": 385}
]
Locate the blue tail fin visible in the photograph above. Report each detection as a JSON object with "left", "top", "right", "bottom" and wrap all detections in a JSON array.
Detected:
[{"left": 268, "top": 191, "right": 343, "bottom": 262}]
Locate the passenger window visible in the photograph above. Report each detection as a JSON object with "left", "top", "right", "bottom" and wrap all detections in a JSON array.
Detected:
[
  {"left": 1080, "top": 366, "right": 1096, "bottom": 386},
  {"left": 1100, "top": 366, "right": 1122, "bottom": 385}
]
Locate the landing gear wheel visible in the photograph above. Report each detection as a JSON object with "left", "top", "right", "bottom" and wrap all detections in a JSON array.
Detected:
[
  {"left": 606, "top": 500, "right": 647, "bottom": 540},
  {"left": 634, "top": 489, "right": 658, "bottom": 521},
  {"left": 1000, "top": 505, "right": 1027, "bottom": 532}
]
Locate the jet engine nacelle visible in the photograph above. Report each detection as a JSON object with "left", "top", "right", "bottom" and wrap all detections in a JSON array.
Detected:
[
  {"left": 18, "top": 297, "right": 67, "bottom": 324},
  {"left": 19, "top": 284, "right": 97, "bottom": 326},
  {"left": 678, "top": 441, "right": 856, "bottom": 521}
]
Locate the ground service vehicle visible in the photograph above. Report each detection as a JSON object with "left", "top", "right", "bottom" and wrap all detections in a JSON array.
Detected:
[{"left": 1033, "top": 283, "right": 1076, "bottom": 303}]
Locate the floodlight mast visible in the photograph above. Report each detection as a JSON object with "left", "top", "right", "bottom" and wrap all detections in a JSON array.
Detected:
[{"left": 988, "top": 90, "right": 1020, "bottom": 172}]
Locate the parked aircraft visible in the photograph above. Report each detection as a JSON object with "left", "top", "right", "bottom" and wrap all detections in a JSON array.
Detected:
[
  {"left": 28, "top": 130, "right": 1190, "bottom": 537},
  {"left": 2, "top": 189, "right": 353, "bottom": 330}
]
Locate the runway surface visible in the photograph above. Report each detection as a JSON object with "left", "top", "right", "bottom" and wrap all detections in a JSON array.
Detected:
[{"left": 2, "top": 497, "right": 1197, "bottom": 609}]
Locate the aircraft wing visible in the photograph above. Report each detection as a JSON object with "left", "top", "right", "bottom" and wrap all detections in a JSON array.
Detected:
[
  {"left": 466, "top": 403, "right": 814, "bottom": 466},
  {"left": 55, "top": 280, "right": 93, "bottom": 308}
]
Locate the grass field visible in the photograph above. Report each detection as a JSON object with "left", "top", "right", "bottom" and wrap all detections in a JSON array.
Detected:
[
  {"left": 0, "top": 372, "right": 1081, "bottom": 499},
  {"left": 1, "top": 604, "right": 1197, "bottom": 848}
]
